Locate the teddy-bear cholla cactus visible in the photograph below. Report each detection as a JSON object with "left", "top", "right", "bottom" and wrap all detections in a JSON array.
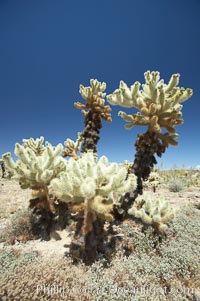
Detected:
[
  {"left": 62, "top": 132, "right": 83, "bottom": 159},
  {"left": 123, "top": 160, "right": 133, "bottom": 175},
  {"left": 74, "top": 79, "right": 112, "bottom": 154},
  {"left": 190, "top": 172, "right": 200, "bottom": 187},
  {"left": 107, "top": 71, "right": 193, "bottom": 197},
  {"left": 128, "top": 192, "right": 175, "bottom": 234},
  {"left": 51, "top": 151, "right": 136, "bottom": 263},
  {"left": 143, "top": 171, "right": 161, "bottom": 192},
  {"left": 2, "top": 139, "right": 66, "bottom": 239}
]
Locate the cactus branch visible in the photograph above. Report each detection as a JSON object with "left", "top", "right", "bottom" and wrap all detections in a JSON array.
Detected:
[
  {"left": 63, "top": 132, "right": 83, "bottom": 159},
  {"left": 74, "top": 79, "right": 112, "bottom": 154}
]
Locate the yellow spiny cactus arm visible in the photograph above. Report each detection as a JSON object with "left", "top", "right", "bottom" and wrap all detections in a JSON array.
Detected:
[{"left": 63, "top": 132, "right": 83, "bottom": 159}]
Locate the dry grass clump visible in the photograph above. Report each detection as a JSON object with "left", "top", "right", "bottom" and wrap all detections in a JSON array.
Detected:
[{"left": 0, "top": 208, "right": 35, "bottom": 244}]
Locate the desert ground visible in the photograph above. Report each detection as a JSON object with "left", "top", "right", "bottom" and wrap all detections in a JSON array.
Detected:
[{"left": 0, "top": 176, "right": 200, "bottom": 301}]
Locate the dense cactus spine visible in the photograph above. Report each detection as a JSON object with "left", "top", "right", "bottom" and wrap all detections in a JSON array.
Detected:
[{"left": 74, "top": 79, "right": 112, "bottom": 153}]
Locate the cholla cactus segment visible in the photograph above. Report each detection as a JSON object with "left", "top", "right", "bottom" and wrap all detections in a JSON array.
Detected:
[
  {"left": 107, "top": 80, "right": 141, "bottom": 108},
  {"left": 143, "top": 171, "right": 161, "bottom": 191},
  {"left": 123, "top": 160, "right": 133, "bottom": 173},
  {"left": 190, "top": 172, "right": 200, "bottom": 187},
  {"left": 128, "top": 192, "right": 175, "bottom": 233},
  {"left": 51, "top": 151, "right": 137, "bottom": 211},
  {"left": 74, "top": 79, "right": 112, "bottom": 122},
  {"left": 22, "top": 136, "right": 45, "bottom": 156},
  {"left": 2, "top": 140, "right": 66, "bottom": 189},
  {"left": 107, "top": 71, "right": 193, "bottom": 136},
  {"left": 80, "top": 79, "right": 106, "bottom": 101},
  {"left": 63, "top": 132, "right": 83, "bottom": 158}
]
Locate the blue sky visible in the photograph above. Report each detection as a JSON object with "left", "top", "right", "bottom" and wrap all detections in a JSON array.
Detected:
[{"left": 0, "top": 0, "right": 199, "bottom": 169}]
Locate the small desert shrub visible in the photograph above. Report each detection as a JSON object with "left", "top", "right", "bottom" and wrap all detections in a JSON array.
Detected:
[
  {"left": 0, "top": 252, "right": 90, "bottom": 301},
  {"left": 87, "top": 255, "right": 197, "bottom": 301},
  {"left": 0, "top": 208, "right": 35, "bottom": 244},
  {"left": 0, "top": 247, "right": 38, "bottom": 275},
  {"left": 167, "top": 176, "right": 187, "bottom": 192},
  {"left": 113, "top": 220, "right": 162, "bottom": 255}
]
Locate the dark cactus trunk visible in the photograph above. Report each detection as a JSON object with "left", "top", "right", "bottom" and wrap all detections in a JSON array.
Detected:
[
  {"left": 0, "top": 161, "right": 6, "bottom": 178},
  {"left": 132, "top": 132, "right": 159, "bottom": 196},
  {"left": 81, "top": 110, "right": 102, "bottom": 153},
  {"left": 30, "top": 206, "right": 53, "bottom": 241},
  {"left": 70, "top": 198, "right": 105, "bottom": 265},
  {"left": 29, "top": 188, "right": 54, "bottom": 240},
  {"left": 70, "top": 217, "right": 105, "bottom": 265},
  {"left": 83, "top": 218, "right": 105, "bottom": 265},
  {"left": 54, "top": 199, "right": 69, "bottom": 230}
]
